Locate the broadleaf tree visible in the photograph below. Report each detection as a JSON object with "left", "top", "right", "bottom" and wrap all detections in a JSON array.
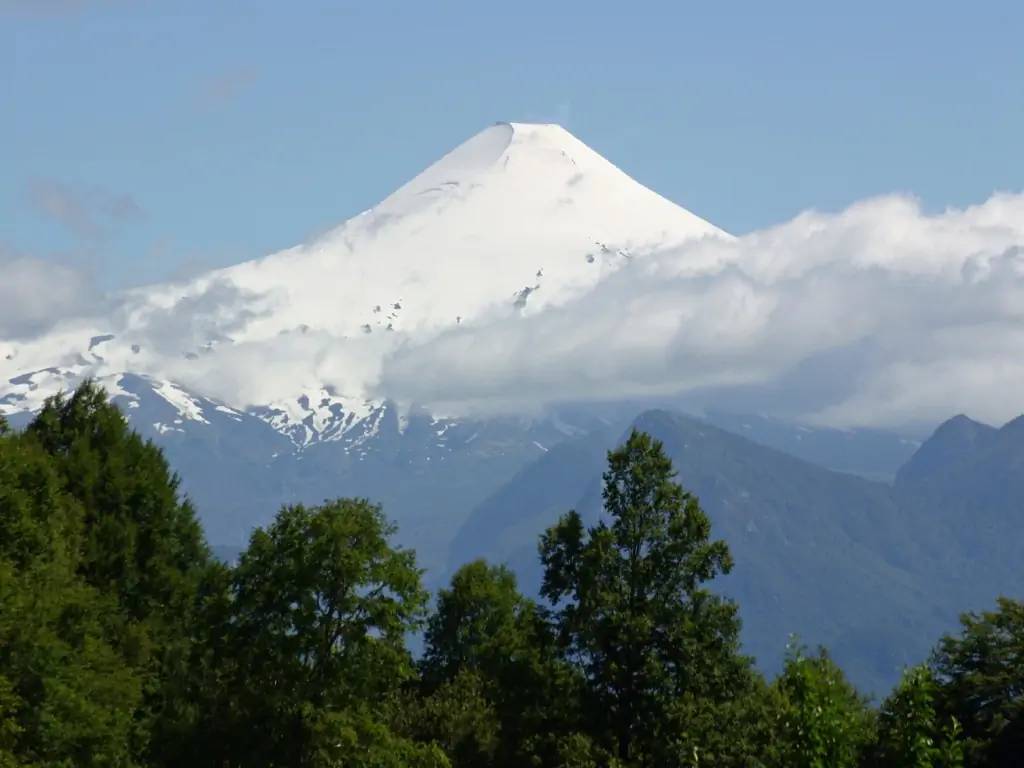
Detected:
[{"left": 539, "top": 429, "right": 753, "bottom": 767}]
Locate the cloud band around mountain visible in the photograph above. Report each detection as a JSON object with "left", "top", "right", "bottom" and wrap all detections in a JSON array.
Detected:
[
  {"left": 4, "top": 190, "right": 1023, "bottom": 431},
  {"left": 376, "top": 192, "right": 1024, "bottom": 428}
]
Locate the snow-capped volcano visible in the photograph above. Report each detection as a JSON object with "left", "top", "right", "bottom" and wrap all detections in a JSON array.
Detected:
[
  {"left": 1, "top": 122, "right": 728, "bottom": 443},
  {"left": 137, "top": 122, "right": 726, "bottom": 340}
]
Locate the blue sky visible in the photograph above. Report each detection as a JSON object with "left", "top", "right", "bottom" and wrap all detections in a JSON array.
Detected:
[{"left": 4, "top": 0, "right": 1022, "bottom": 288}]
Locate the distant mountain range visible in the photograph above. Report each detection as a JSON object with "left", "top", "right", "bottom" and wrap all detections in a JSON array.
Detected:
[
  {"left": 1, "top": 122, "right": 726, "bottom": 447},
  {"left": 0, "top": 121, "right": 733, "bottom": 570},
  {"left": 3, "top": 123, "right": 1020, "bottom": 694},
  {"left": 11, "top": 382, "right": 1019, "bottom": 694},
  {"left": 451, "top": 409, "right": 1023, "bottom": 695}
]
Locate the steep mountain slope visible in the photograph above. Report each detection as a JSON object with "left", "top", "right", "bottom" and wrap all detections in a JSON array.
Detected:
[
  {"left": 703, "top": 410, "right": 920, "bottom": 481},
  {"left": 117, "top": 383, "right": 618, "bottom": 575},
  {"left": 1, "top": 122, "right": 730, "bottom": 569},
  {"left": 1, "top": 122, "right": 727, "bottom": 444},
  {"left": 449, "top": 430, "right": 618, "bottom": 572},
  {"left": 183, "top": 122, "right": 726, "bottom": 342},
  {"left": 6, "top": 121, "right": 1019, "bottom": 697},
  {"left": 452, "top": 409, "right": 1024, "bottom": 693},
  {"left": 894, "top": 414, "right": 997, "bottom": 488},
  {"left": 894, "top": 413, "right": 1024, "bottom": 599}
]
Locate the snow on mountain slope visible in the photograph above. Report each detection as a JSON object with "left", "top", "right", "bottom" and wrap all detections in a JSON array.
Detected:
[
  {"left": 136, "top": 122, "right": 726, "bottom": 340},
  {"left": 1, "top": 122, "right": 728, "bottom": 443}
]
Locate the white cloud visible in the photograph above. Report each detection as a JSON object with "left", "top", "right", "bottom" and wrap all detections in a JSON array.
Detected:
[
  {"left": 0, "top": 247, "right": 97, "bottom": 339},
  {"left": 5, "top": 190, "right": 1024, "bottom": 430},
  {"left": 376, "top": 192, "right": 1024, "bottom": 428}
]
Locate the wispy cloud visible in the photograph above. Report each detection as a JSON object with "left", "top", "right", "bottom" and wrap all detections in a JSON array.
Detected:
[{"left": 25, "top": 178, "right": 143, "bottom": 241}]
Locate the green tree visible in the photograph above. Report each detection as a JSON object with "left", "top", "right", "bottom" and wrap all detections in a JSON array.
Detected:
[
  {"left": 26, "top": 381, "right": 209, "bottom": 623},
  {"left": 931, "top": 597, "right": 1024, "bottom": 767},
  {"left": 659, "top": 674, "right": 781, "bottom": 768},
  {"left": 24, "top": 382, "right": 214, "bottom": 765},
  {"left": 0, "top": 674, "right": 20, "bottom": 768},
  {"left": 0, "top": 424, "right": 144, "bottom": 766},
  {"left": 872, "top": 664, "right": 964, "bottom": 768},
  {"left": 221, "top": 499, "right": 433, "bottom": 767},
  {"left": 768, "top": 644, "right": 874, "bottom": 768},
  {"left": 398, "top": 669, "right": 501, "bottom": 768},
  {"left": 419, "top": 560, "right": 583, "bottom": 767},
  {"left": 539, "top": 429, "right": 753, "bottom": 767},
  {"left": 423, "top": 560, "right": 533, "bottom": 685}
]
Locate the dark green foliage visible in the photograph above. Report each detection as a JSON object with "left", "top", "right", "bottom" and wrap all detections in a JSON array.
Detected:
[
  {"left": 418, "top": 560, "right": 584, "bottom": 767},
  {"left": 0, "top": 416, "right": 144, "bottom": 766},
  {"left": 931, "top": 598, "right": 1024, "bottom": 767},
  {"left": 216, "top": 499, "right": 434, "bottom": 767},
  {"left": 0, "top": 558, "right": 145, "bottom": 767},
  {"left": 872, "top": 665, "right": 964, "bottom": 768},
  {"left": 23, "top": 382, "right": 217, "bottom": 766},
  {"left": 423, "top": 560, "right": 534, "bottom": 685},
  {"left": 768, "top": 644, "right": 875, "bottom": 768},
  {"left": 539, "top": 429, "right": 754, "bottom": 766},
  {"left": 0, "top": 674, "right": 20, "bottom": 768},
  {"left": 27, "top": 381, "right": 209, "bottom": 623},
  {"left": 2, "top": 385, "right": 1020, "bottom": 767},
  {"left": 398, "top": 669, "right": 501, "bottom": 767}
]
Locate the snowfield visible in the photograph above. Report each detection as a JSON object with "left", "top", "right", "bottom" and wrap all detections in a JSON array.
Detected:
[{"left": 0, "top": 122, "right": 728, "bottom": 445}]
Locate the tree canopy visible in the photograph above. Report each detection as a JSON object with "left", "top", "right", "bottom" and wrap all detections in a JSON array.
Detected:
[
  {"left": 539, "top": 429, "right": 754, "bottom": 766},
  {"left": 932, "top": 597, "right": 1024, "bottom": 768},
  {"left": 1, "top": 382, "right": 1020, "bottom": 767}
]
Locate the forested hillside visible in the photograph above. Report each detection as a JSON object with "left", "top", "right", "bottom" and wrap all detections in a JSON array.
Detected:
[
  {"left": 453, "top": 410, "right": 1024, "bottom": 693},
  {"left": 1, "top": 383, "right": 1020, "bottom": 767}
]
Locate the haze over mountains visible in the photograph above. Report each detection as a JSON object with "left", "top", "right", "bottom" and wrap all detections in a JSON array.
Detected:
[
  {"left": 454, "top": 409, "right": 1024, "bottom": 693},
  {"left": 2, "top": 123, "right": 1022, "bottom": 691}
]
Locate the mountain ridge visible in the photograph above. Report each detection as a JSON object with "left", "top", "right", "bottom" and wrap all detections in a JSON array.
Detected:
[
  {"left": 449, "top": 407, "right": 1024, "bottom": 693},
  {"left": 1, "top": 122, "right": 728, "bottom": 446}
]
